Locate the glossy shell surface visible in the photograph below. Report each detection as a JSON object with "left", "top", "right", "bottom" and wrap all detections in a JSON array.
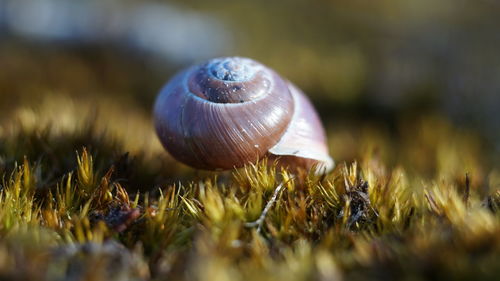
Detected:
[{"left": 154, "top": 57, "right": 334, "bottom": 171}]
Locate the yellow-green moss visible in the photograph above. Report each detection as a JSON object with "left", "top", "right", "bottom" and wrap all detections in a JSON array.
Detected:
[{"left": 0, "top": 95, "right": 498, "bottom": 280}]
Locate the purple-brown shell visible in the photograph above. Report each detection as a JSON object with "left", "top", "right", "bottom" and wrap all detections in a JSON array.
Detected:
[{"left": 154, "top": 57, "right": 334, "bottom": 172}]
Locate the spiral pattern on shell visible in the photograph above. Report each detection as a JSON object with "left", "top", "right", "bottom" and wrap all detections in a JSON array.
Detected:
[{"left": 154, "top": 57, "right": 334, "bottom": 172}]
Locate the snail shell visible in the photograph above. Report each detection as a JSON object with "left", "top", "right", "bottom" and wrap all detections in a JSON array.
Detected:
[{"left": 154, "top": 57, "right": 334, "bottom": 172}]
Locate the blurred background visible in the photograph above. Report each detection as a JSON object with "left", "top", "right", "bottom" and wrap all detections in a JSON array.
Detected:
[{"left": 0, "top": 0, "right": 498, "bottom": 176}]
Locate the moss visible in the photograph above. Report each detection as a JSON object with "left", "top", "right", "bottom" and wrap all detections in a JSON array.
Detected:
[{"left": 0, "top": 94, "right": 498, "bottom": 281}]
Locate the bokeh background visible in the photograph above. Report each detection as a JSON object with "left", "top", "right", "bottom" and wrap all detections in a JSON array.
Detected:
[
  {"left": 0, "top": 0, "right": 499, "bottom": 174},
  {"left": 1, "top": 2, "right": 500, "bottom": 280}
]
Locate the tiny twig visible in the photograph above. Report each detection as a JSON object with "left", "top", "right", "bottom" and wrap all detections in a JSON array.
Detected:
[{"left": 245, "top": 176, "right": 295, "bottom": 233}]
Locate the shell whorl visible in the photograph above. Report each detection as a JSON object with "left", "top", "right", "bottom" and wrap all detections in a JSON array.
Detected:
[
  {"left": 208, "top": 57, "right": 258, "bottom": 82},
  {"left": 188, "top": 57, "right": 273, "bottom": 104}
]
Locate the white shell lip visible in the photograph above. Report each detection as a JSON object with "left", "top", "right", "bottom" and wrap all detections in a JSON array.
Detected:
[
  {"left": 268, "top": 82, "right": 335, "bottom": 173},
  {"left": 268, "top": 146, "right": 335, "bottom": 172}
]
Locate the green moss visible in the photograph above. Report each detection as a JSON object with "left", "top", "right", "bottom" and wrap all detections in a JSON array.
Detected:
[{"left": 0, "top": 95, "right": 498, "bottom": 281}]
